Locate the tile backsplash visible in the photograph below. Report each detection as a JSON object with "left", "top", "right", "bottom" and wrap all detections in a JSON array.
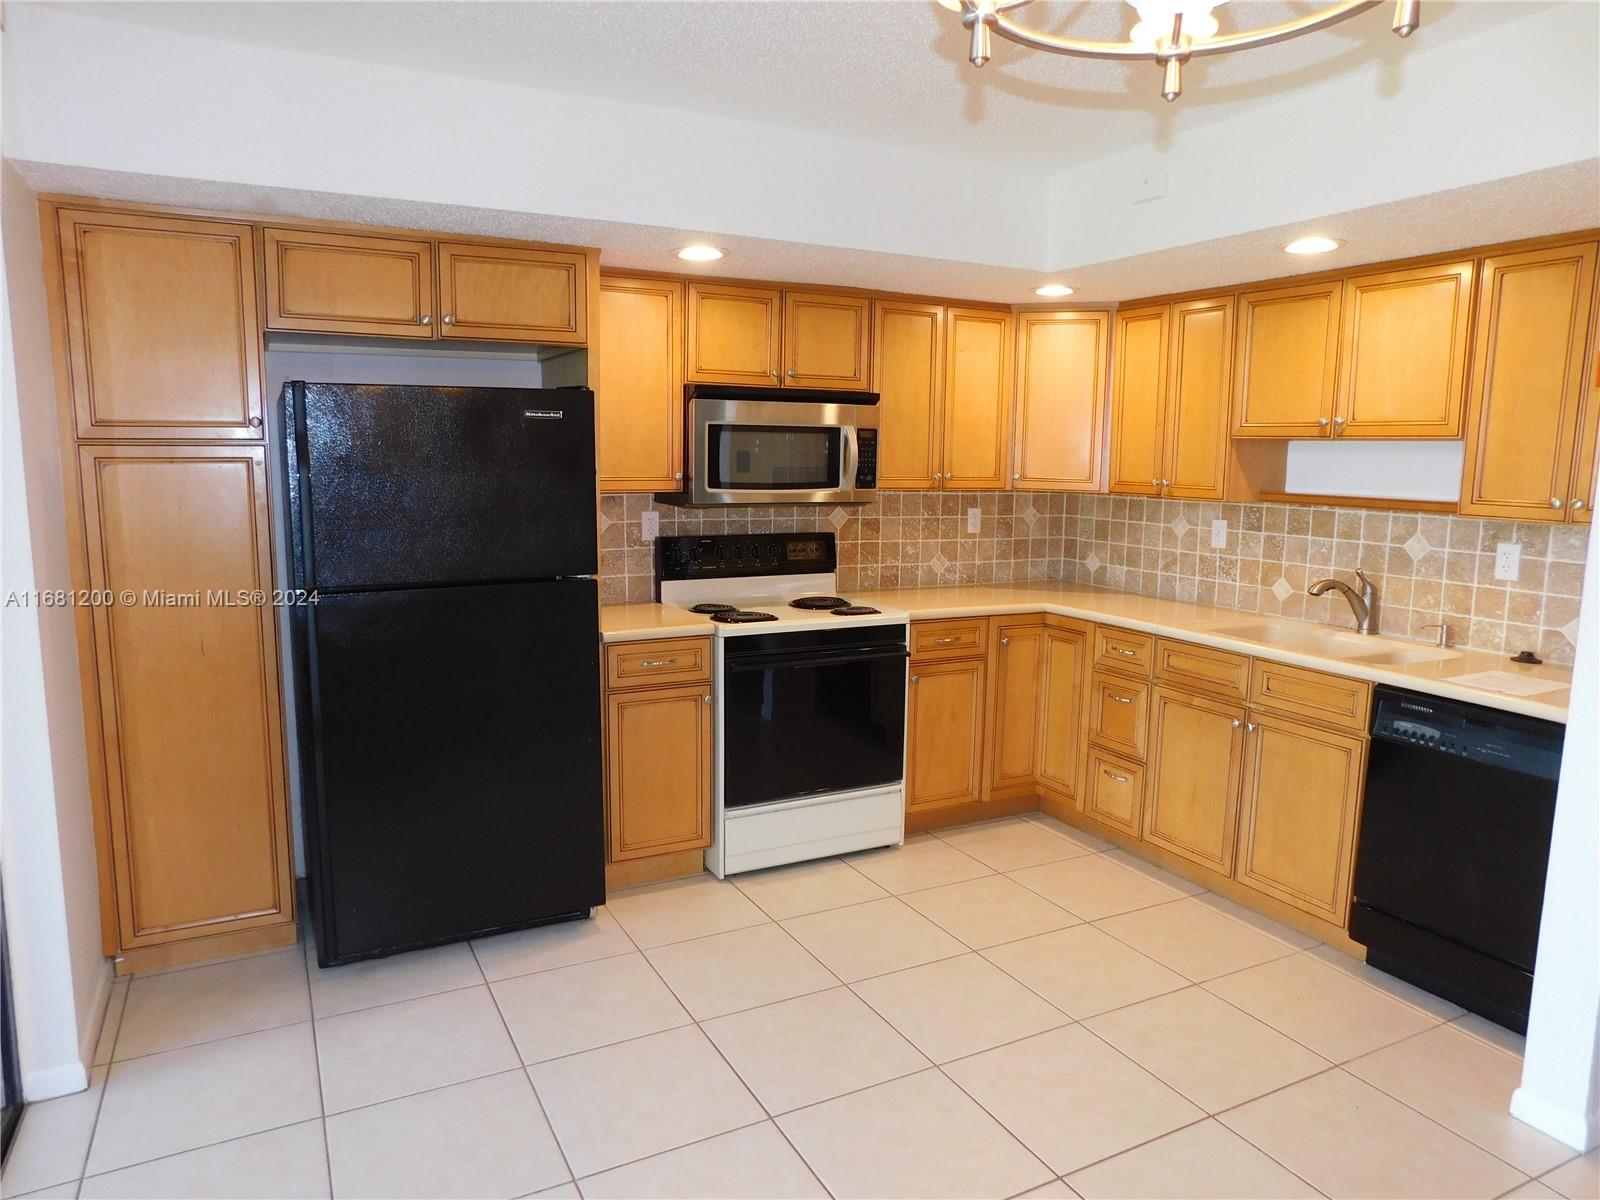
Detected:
[
  {"left": 599, "top": 492, "right": 1069, "bottom": 604},
  {"left": 598, "top": 492, "right": 1588, "bottom": 667}
]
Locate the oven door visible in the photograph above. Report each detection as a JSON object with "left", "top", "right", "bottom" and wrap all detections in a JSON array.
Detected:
[
  {"left": 688, "top": 394, "right": 873, "bottom": 505},
  {"left": 722, "top": 628, "right": 907, "bottom": 809}
]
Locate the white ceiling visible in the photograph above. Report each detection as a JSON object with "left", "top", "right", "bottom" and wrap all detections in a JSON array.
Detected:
[{"left": 48, "top": 0, "right": 1543, "bottom": 169}]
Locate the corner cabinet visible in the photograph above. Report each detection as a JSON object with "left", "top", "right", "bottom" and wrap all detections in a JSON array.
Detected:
[
  {"left": 595, "top": 275, "right": 685, "bottom": 492},
  {"left": 1013, "top": 310, "right": 1108, "bottom": 491}
]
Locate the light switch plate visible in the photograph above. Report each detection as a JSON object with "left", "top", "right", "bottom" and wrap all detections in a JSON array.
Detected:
[
  {"left": 967, "top": 507, "right": 982, "bottom": 534},
  {"left": 640, "top": 510, "right": 660, "bottom": 541},
  {"left": 1495, "top": 541, "right": 1521, "bottom": 581},
  {"left": 1210, "top": 519, "right": 1228, "bottom": 549}
]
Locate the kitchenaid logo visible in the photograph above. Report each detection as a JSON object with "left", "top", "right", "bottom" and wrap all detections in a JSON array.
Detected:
[{"left": 523, "top": 409, "right": 564, "bottom": 419}]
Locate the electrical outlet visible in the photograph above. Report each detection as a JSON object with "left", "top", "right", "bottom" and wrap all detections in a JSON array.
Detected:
[
  {"left": 1210, "top": 519, "right": 1228, "bottom": 549},
  {"left": 1132, "top": 171, "right": 1169, "bottom": 204},
  {"left": 1495, "top": 541, "right": 1521, "bottom": 581},
  {"left": 640, "top": 510, "right": 660, "bottom": 541},
  {"left": 967, "top": 507, "right": 982, "bottom": 534}
]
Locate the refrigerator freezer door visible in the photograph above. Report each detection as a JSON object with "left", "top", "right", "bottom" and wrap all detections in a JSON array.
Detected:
[
  {"left": 286, "top": 382, "right": 597, "bottom": 590},
  {"left": 300, "top": 579, "right": 603, "bottom": 964}
]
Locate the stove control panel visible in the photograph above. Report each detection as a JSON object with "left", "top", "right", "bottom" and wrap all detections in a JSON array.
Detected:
[{"left": 657, "top": 532, "right": 837, "bottom": 581}]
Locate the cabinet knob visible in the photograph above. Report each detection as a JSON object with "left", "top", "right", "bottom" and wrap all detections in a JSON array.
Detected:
[
  {"left": 1247, "top": 722, "right": 1256, "bottom": 733},
  {"left": 1552, "top": 497, "right": 1565, "bottom": 509},
  {"left": 771, "top": 370, "right": 779, "bottom": 378},
  {"left": 420, "top": 314, "right": 432, "bottom": 326},
  {"left": 1332, "top": 416, "right": 1345, "bottom": 426},
  {"left": 703, "top": 693, "right": 712, "bottom": 704},
  {"left": 674, "top": 471, "right": 683, "bottom": 481},
  {"left": 248, "top": 416, "right": 263, "bottom": 429},
  {"left": 1000, "top": 636, "right": 1010, "bottom": 645},
  {"left": 1013, "top": 473, "right": 1021, "bottom": 481},
  {"left": 1151, "top": 478, "right": 1160, "bottom": 487},
  {"left": 1232, "top": 718, "right": 1243, "bottom": 728},
  {"left": 786, "top": 369, "right": 797, "bottom": 378},
  {"left": 1161, "top": 479, "right": 1170, "bottom": 487},
  {"left": 1316, "top": 417, "right": 1329, "bottom": 426},
  {"left": 442, "top": 314, "right": 455, "bottom": 325},
  {"left": 1573, "top": 499, "right": 1588, "bottom": 512},
  {"left": 911, "top": 675, "right": 919, "bottom": 684}
]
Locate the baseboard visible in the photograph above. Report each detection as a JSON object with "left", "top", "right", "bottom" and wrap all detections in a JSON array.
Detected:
[
  {"left": 77, "top": 956, "right": 115, "bottom": 1070},
  {"left": 1511, "top": 1084, "right": 1600, "bottom": 1153},
  {"left": 23, "top": 1059, "right": 88, "bottom": 1103}
]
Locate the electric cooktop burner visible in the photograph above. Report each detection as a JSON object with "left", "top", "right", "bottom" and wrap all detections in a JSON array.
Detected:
[
  {"left": 831, "top": 605, "right": 880, "bottom": 616},
  {"left": 689, "top": 602, "right": 738, "bottom": 614},
  {"left": 790, "top": 596, "right": 851, "bottom": 610},
  {"left": 710, "top": 609, "right": 779, "bottom": 624}
]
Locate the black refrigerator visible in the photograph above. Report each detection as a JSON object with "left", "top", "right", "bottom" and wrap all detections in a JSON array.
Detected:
[{"left": 283, "top": 382, "right": 604, "bottom": 967}]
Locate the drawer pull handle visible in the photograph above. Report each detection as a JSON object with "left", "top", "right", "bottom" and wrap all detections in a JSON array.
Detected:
[
  {"left": 638, "top": 657, "right": 680, "bottom": 668},
  {"left": 929, "top": 636, "right": 960, "bottom": 645},
  {"left": 1109, "top": 694, "right": 1134, "bottom": 705},
  {"left": 1102, "top": 768, "right": 1130, "bottom": 784},
  {"left": 1112, "top": 646, "right": 1138, "bottom": 656}
]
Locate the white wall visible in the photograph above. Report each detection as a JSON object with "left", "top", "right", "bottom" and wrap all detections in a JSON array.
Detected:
[
  {"left": 0, "top": 152, "right": 110, "bottom": 1097},
  {"left": 1513, "top": 522, "right": 1600, "bottom": 1152}
]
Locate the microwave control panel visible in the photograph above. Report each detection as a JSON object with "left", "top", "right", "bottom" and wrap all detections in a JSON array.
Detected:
[{"left": 854, "top": 429, "right": 878, "bottom": 489}]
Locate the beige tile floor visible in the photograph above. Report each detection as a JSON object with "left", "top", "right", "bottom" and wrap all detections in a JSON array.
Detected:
[{"left": 4, "top": 813, "right": 1595, "bottom": 1200}]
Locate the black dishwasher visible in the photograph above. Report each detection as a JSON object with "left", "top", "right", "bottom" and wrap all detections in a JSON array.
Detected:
[{"left": 1350, "top": 686, "right": 1564, "bottom": 1032}]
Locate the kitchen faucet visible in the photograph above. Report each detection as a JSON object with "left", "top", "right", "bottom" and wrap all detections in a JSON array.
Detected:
[{"left": 1307, "top": 568, "right": 1376, "bottom": 635}]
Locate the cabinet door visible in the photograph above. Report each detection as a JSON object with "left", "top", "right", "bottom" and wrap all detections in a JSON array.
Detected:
[
  {"left": 986, "top": 621, "right": 1045, "bottom": 796},
  {"left": 1235, "top": 713, "right": 1365, "bottom": 923},
  {"left": 942, "top": 308, "right": 1014, "bottom": 489},
  {"left": 784, "top": 291, "right": 870, "bottom": 389},
  {"left": 1084, "top": 748, "right": 1144, "bottom": 839},
  {"left": 872, "top": 301, "right": 945, "bottom": 489},
  {"left": 1143, "top": 686, "right": 1246, "bottom": 875},
  {"left": 906, "top": 657, "right": 986, "bottom": 811},
  {"left": 78, "top": 445, "right": 293, "bottom": 947},
  {"left": 1038, "top": 620, "right": 1091, "bottom": 802},
  {"left": 1087, "top": 672, "right": 1149, "bottom": 760},
  {"left": 687, "top": 283, "right": 782, "bottom": 386},
  {"left": 1336, "top": 261, "right": 1474, "bottom": 438},
  {"left": 1232, "top": 281, "right": 1342, "bottom": 437},
  {"left": 605, "top": 682, "right": 713, "bottom": 860},
  {"left": 1014, "top": 311, "right": 1108, "bottom": 491},
  {"left": 1571, "top": 308, "right": 1600, "bottom": 523},
  {"left": 1163, "top": 296, "right": 1235, "bottom": 499},
  {"left": 437, "top": 241, "right": 587, "bottom": 344},
  {"left": 595, "top": 275, "right": 684, "bottom": 492},
  {"left": 57, "top": 209, "right": 263, "bottom": 439},
  {"left": 1460, "top": 242, "right": 1598, "bottom": 521},
  {"left": 264, "top": 227, "right": 434, "bottom": 339},
  {"left": 1108, "top": 305, "right": 1169, "bottom": 496}
]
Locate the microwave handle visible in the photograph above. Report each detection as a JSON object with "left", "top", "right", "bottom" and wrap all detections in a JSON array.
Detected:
[{"left": 842, "top": 425, "right": 860, "bottom": 493}]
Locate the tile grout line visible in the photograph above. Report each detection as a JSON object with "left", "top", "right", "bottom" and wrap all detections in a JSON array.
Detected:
[
  {"left": 294, "top": 946, "right": 334, "bottom": 1200},
  {"left": 64, "top": 977, "right": 125, "bottom": 1194}
]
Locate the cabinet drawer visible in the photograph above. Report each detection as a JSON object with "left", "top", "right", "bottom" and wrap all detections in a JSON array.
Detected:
[
  {"left": 1083, "top": 748, "right": 1144, "bottom": 839},
  {"left": 911, "top": 618, "right": 989, "bottom": 662},
  {"left": 605, "top": 637, "right": 712, "bottom": 690},
  {"left": 1094, "top": 626, "right": 1154, "bottom": 676},
  {"left": 1088, "top": 671, "right": 1149, "bottom": 759},
  {"left": 1249, "top": 660, "right": 1371, "bottom": 733},
  {"left": 1155, "top": 638, "right": 1251, "bottom": 699}
]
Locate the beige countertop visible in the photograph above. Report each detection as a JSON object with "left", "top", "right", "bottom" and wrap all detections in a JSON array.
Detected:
[{"left": 600, "top": 581, "right": 1572, "bottom": 723}]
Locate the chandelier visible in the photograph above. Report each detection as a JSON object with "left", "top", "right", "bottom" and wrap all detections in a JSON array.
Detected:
[{"left": 938, "top": 0, "right": 1422, "bottom": 101}]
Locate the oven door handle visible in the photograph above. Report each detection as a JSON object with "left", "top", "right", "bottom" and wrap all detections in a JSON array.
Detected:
[{"left": 725, "top": 646, "right": 910, "bottom": 672}]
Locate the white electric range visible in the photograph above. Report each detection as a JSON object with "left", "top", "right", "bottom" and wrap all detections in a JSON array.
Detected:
[{"left": 657, "top": 532, "right": 909, "bottom": 877}]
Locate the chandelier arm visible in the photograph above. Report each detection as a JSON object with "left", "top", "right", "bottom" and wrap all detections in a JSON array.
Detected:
[{"left": 985, "top": 0, "right": 1383, "bottom": 62}]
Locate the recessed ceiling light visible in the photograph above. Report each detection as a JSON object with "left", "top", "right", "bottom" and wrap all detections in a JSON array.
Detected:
[
  {"left": 675, "top": 245, "right": 725, "bottom": 262},
  {"left": 1285, "top": 236, "right": 1341, "bottom": 255},
  {"left": 934, "top": 0, "right": 964, "bottom": 10},
  {"left": 1034, "top": 283, "right": 1075, "bottom": 298}
]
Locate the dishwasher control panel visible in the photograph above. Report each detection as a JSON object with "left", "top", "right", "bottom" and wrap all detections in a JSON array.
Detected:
[{"left": 1372, "top": 690, "right": 1564, "bottom": 781}]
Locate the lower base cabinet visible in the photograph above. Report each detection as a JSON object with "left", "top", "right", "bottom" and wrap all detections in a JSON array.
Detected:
[
  {"left": 1037, "top": 619, "right": 1091, "bottom": 803},
  {"left": 906, "top": 655, "right": 988, "bottom": 811},
  {"left": 1234, "top": 712, "right": 1367, "bottom": 922},
  {"left": 1143, "top": 685, "right": 1248, "bottom": 875},
  {"left": 985, "top": 620, "right": 1046, "bottom": 798},
  {"left": 1083, "top": 747, "right": 1144, "bottom": 838}
]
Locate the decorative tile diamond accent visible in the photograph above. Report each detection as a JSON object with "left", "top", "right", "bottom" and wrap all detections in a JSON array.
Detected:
[
  {"left": 1172, "top": 514, "right": 1192, "bottom": 538},
  {"left": 1271, "top": 577, "right": 1294, "bottom": 603},
  {"left": 1561, "top": 616, "right": 1581, "bottom": 646},
  {"left": 1023, "top": 508, "right": 1043, "bottom": 532},
  {"left": 1404, "top": 532, "right": 1428, "bottom": 564},
  {"left": 828, "top": 507, "right": 849, "bottom": 530},
  {"left": 1084, "top": 552, "right": 1104, "bottom": 576},
  {"left": 928, "top": 551, "right": 951, "bottom": 575},
  {"left": 599, "top": 512, "right": 614, "bottom": 531}
]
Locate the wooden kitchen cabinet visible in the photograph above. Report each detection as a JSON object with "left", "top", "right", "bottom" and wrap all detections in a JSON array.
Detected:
[
  {"left": 1143, "top": 685, "right": 1247, "bottom": 876},
  {"left": 1013, "top": 310, "right": 1109, "bottom": 491},
  {"left": 605, "top": 681, "right": 713, "bottom": 861},
  {"left": 1231, "top": 280, "right": 1343, "bottom": 437},
  {"left": 1108, "top": 305, "right": 1168, "bottom": 496},
  {"left": 1336, "top": 260, "right": 1474, "bottom": 438},
  {"left": 872, "top": 300, "right": 945, "bottom": 489},
  {"left": 1037, "top": 618, "right": 1091, "bottom": 805},
  {"left": 1573, "top": 307, "right": 1600, "bottom": 523},
  {"left": 77, "top": 444, "right": 295, "bottom": 952},
  {"left": 437, "top": 241, "right": 587, "bottom": 344},
  {"left": 906, "top": 656, "right": 987, "bottom": 812},
  {"left": 1087, "top": 671, "right": 1149, "bottom": 760},
  {"left": 1234, "top": 712, "right": 1366, "bottom": 922},
  {"left": 1083, "top": 747, "right": 1145, "bottom": 839},
  {"left": 595, "top": 274, "right": 684, "bottom": 492},
  {"left": 57, "top": 208, "right": 264, "bottom": 440},
  {"left": 985, "top": 619, "right": 1046, "bottom": 799},
  {"left": 942, "top": 307, "right": 1014, "bottom": 489},
  {"left": 784, "top": 291, "right": 871, "bottom": 389},
  {"left": 686, "top": 282, "right": 783, "bottom": 386},
  {"left": 1459, "top": 241, "right": 1599, "bottom": 521},
  {"left": 264, "top": 226, "right": 435, "bottom": 339}
]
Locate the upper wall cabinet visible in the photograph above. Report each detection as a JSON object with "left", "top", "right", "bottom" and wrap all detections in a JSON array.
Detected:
[
  {"left": 1572, "top": 307, "right": 1600, "bottom": 524},
  {"left": 686, "top": 282, "right": 783, "bottom": 386},
  {"left": 595, "top": 274, "right": 684, "bottom": 493},
  {"left": 264, "top": 227, "right": 435, "bottom": 339},
  {"left": 1460, "top": 241, "right": 1598, "bottom": 522},
  {"left": 943, "top": 307, "right": 1014, "bottom": 490},
  {"left": 57, "top": 208, "right": 264, "bottom": 440},
  {"left": 1014, "top": 310, "right": 1109, "bottom": 492},
  {"left": 784, "top": 291, "right": 871, "bottom": 389},
  {"left": 872, "top": 300, "right": 945, "bottom": 489},
  {"left": 1336, "top": 260, "right": 1474, "bottom": 438},
  {"left": 1108, "top": 305, "right": 1169, "bottom": 497},
  {"left": 1231, "top": 280, "right": 1342, "bottom": 438},
  {"left": 436, "top": 242, "right": 587, "bottom": 344}
]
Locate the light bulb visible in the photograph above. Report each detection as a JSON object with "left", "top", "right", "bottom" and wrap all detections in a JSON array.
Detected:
[
  {"left": 1284, "top": 236, "right": 1341, "bottom": 255},
  {"left": 675, "top": 245, "right": 725, "bottom": 262},
  {"left": 1034, "top": 284, "right": 1075, "bottom": 298}
]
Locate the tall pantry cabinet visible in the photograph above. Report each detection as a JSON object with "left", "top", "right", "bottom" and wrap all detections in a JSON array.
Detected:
[{"left": 44, "top": 203, "right": 297, "bottom": 973}]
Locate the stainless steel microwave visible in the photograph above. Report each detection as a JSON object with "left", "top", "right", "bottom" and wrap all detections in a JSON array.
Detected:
[{"left": 656, "top": 385, "right": 880, "bottom": 506}]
